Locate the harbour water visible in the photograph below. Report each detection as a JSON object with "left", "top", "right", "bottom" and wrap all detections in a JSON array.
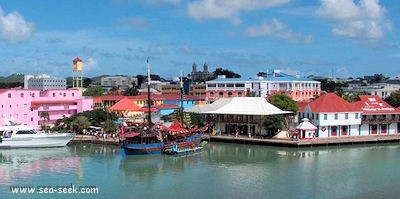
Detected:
[{"left": 1, "top": 142, "right": 400, "bottom": 199}]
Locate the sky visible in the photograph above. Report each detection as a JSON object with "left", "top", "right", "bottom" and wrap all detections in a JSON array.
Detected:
[{"left": 0, "top": 0, "right": 399, "bottom": 80}]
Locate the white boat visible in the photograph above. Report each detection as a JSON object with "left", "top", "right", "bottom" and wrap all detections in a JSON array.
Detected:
[{"left": 0, "top": 124, "right": 75, "bottom": 148}]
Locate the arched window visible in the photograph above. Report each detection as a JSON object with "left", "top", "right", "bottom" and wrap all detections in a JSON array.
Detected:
[
  {"left": 219, "top": 92, "right": 224, "bottom": 97},
  {"left": 228, "top": 92, "right": 233, "bottom": 97}
]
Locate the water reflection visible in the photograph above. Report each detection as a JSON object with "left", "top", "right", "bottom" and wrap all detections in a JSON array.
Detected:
[
  {"left": 118, "top": 150, "right": 203, "bottom": 184},
  {"left": 0, "top": 147, "right": 79, "bottom": 185}
]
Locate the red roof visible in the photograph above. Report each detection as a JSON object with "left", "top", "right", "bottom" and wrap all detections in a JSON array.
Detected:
[
  {"left": 352, "top": 95, "right": 399, "bottom": 115},
  {"left": 168, "top": 120, "right": 189, "bottom": 133},
  {"left": 109, "top": 97, "right": 143, "bottom": 111},
  {"left": 296, "top": 101, "right": 308, "bottom": 112},
  {"left": 308, "top": 93, "right": 359, "bottom": 113},
  {"left": 73, "top": 57, "right": 82, "bottom": 62},
  {"left": 141, "top": 106, "right": 158, "bottom": 113}
]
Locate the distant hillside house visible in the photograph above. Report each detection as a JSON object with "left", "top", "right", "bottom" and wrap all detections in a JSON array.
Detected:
[
  {"left": 100, "top": 76, "right": 138, "bottom": 90},
  {"left": 205, "top": 69, "right": 321, "bottom": 103},
  {"left": 342, "top": 82, "right": 400, "bottom": 99}
]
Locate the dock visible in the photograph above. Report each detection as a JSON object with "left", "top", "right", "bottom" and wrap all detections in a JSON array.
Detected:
[
  {"left": 208, "top": 134, "right": 400, "bottom": 147},
  {"left": 70, "top": 134, "right": 400, "bottom": 147},
  {"left": 70, "top": 135, "right": 120, "bottom": 145}
]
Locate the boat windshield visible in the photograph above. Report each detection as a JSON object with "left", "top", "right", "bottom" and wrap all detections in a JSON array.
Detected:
[
  {"left": 1, "top": 130, "right": 13, "bottom": 138},
  {"left": 16, "top": 130, "right": 37, "bottom": 135}
]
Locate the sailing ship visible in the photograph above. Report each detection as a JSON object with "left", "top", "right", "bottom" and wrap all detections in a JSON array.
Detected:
[
  {"left": 161, "top": 72, "right": 206, "bottom": 154},
  {"left": 121, "top": 59, "right": 206, "bottom": 155},
  {"left": 121, "top": 58, "right": 165, "bottom": 155}
]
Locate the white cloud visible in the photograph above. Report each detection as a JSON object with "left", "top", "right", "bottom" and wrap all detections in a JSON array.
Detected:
[
  {"left": 0, "top": 6, "right": 34, "bottom": 43},
  {"left": 187, "top": 0, "right": 290, "bottom": 24},
  {"left": 316, "top": 0, "right": 392, "bottom": 41},
  {"left": 84, "top": 57, "right": 99, "bottom": 72},
  {"left": 245, "top": 19, "right": 313, "bottom": 44}
]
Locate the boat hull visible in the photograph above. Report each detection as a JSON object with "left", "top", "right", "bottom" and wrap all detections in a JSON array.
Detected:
[
  {"left": 164, "top": 146, "right": 203, "bottom": 155},
  {"left": 122, "top": 142, "right": 165, "bottom": 155},
  {"left": 0, "top": 133, "right": 76, "bottom": 148}
]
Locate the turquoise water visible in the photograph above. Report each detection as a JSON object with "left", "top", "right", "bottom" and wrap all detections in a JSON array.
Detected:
[{"left": 1, "top": 142, "right": 400, "bottom": 199}]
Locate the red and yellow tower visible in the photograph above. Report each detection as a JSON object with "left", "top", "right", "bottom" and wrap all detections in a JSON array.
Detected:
[{"left": 72, "top": 57, "right": 83, "bottom": 94}]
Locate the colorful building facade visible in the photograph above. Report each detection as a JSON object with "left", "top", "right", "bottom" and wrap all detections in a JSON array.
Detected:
[
  {"left": 206, "top": 70, "right": 321, "bottom": 103},
  {"left": 298, "top": 93, "right": 400, "bottom": 139},
  {"left": 0, "top": 88, "right": 93, "bottom": 128},
  {"left": 93, "top": 93, "right": 200, "bottom": 116}
]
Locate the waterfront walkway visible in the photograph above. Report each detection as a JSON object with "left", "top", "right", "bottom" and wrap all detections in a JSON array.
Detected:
[
  {"left": 70, "top": 134, "right": 400, "bottom": 147},
  {"left": 209, "top": 134, "right": 400, "bottom": 147},
  {"left": 71, "top": 135, "right": 120, "bottom": 145}
]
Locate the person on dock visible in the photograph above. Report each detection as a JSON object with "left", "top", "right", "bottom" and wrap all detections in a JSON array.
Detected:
[{"left": 235, "top": 129, "right": 239, "bottom": 137}]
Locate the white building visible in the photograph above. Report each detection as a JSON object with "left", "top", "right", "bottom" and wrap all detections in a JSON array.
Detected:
[
  {"left": 299, "top": 93, "right": 362, "bottom": 138},
  {"left": 101, "top": 76, "right": 138, "bottom": 90},
  {"left": 353, "top": 95, "right": 400, "bottom": 135},
  {"left": 342, "top": 83, "right": 400, "bottom": 99},
  {"left": 298, "top": 93, "right": 400, "bottom": 139},
  {"left": 24, "top": 74, "right": 66, "bottom": 91}
]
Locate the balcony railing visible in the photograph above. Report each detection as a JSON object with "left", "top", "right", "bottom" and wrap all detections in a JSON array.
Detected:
[{"left": 362, "top": 115, "right": 400, "bottom": 124}]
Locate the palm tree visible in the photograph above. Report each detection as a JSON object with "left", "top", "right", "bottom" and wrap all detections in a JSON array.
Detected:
[
  {"left": 71, "top": 116, "right": 91, "bottom": 134},
  {"left": 40, "top": 111, "right": 49, "bottom": 132}
]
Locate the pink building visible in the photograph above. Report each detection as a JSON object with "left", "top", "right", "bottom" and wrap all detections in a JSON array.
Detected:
[{"left": 0, "top": 88, "right": 93, "bottom": 128}]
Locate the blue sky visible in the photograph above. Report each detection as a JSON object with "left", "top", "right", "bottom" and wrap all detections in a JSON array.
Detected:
[{"left": 0, "top": 0, "right": 399, "bottom": 79}]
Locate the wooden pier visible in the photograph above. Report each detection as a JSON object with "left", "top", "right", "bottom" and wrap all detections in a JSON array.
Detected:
[
  {"left": 70, "top": 134, "right": 400, "bottom": 147},
  {"left": 70, "top": 135, "right": 120, "bottom": 145}
]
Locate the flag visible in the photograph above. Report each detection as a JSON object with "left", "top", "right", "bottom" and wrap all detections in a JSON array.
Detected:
[{"left": 146, "top": 57, "right": 149, "bottom": 64}]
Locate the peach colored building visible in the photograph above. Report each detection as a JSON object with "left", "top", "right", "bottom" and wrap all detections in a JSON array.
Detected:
[
  {"left": 0, "top": 88, "right": 93, "bottom": 128},
  {"left": 205, "top": 70, "right": 321, "bottom": 103}
]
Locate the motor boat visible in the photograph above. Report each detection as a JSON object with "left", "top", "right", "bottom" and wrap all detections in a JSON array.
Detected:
[{"left": 0, "top": 124, "right": 75, "bottom": 148}]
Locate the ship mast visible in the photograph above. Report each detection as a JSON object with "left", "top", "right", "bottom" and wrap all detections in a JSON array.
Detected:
[
  {"left": 147, "top": 57, "right": 152, "bottom": 128},
  {"left": 179, "top": 71, "right": 184, "bottom": 126}
]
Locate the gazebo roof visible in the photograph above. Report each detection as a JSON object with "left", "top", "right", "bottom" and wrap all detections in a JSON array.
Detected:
[
  {"left": 296, "top": 118, "right": 317, "bottom": 130},
  {"left": 185, "top": 97, "right": 291, "bottom": 115}
]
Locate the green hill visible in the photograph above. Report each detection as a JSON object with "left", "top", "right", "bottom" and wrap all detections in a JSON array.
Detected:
[{"left": 0, "top": 74, "right": 24, "bottom": 83}]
